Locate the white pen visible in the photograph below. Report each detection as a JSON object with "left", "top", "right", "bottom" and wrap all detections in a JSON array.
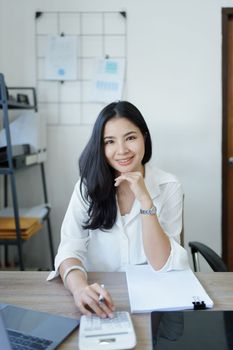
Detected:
[{"left": 98, "top": 284, "right": 105, "bottom": 304}]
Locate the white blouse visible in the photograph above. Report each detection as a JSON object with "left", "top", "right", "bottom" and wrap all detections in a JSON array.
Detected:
[{"left": 48, "top": 164, "right": 189, "bottom": 280}]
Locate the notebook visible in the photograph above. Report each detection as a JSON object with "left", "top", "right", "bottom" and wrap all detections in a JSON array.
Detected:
[
  {"left": 151, "top": 310, "right": 233, "bottom": 349},
  {"left": 125, "top": 266, "right": 213, "bottom": 313},
  {"left": 0, "top": 303, "right": 79, "bottom": 350}
]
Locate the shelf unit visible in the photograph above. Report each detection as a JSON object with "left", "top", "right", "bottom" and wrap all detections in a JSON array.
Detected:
[{"left": 0, "top": 73, "right": 54, "bottom": 270}]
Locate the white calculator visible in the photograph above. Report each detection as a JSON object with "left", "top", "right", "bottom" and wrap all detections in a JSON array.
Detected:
[{"left": 78, "top": 311, "right": 136, "bottom": 350}]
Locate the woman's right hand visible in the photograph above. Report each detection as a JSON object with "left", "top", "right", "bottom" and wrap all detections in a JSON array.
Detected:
[{"left": 73, "top": 283, "right": 115, "bottom": 318}]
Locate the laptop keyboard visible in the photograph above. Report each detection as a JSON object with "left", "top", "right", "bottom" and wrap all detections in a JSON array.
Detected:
[{"left": 7, "top": 329, "right": 53, "bottom": 350}]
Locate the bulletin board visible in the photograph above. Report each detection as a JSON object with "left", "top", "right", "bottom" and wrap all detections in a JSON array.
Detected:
[{"left": 35, "top": 11, "right": 127, "bottom": 126}]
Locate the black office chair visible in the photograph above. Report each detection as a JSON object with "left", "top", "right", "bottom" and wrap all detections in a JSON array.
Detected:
[{"left": 188, "top": 241, "right": 228, "bottom": 272}]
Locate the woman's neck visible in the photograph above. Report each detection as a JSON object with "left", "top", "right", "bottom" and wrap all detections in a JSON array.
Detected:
[{"left": 116, "top": 179, "right": 135, "bottom": 215}]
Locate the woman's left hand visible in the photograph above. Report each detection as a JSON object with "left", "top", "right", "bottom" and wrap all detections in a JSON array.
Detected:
[{"left": 114, "top": 172, "right": 151, "bottom": 205}]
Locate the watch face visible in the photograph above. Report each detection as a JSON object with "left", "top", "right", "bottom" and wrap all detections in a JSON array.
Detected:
[{"left": 150, "top": 206, "right": 157, "bottom": 215}]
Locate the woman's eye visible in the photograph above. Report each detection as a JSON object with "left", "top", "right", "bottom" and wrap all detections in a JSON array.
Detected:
[
  {"left": 104, "top": 140, "right": 114, "bottom": 145},
  {"left": 127, "top": 136, "right": 136, "bottom": 141}
]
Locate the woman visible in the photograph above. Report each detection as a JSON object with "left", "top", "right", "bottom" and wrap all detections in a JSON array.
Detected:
[{"left": 48, "top": 101, "right": 189, "bottom": 318}]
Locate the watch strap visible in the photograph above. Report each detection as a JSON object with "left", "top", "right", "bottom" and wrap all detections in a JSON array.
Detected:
[{"left": 140, "top": 205, "right": 157, "bottom": 215}]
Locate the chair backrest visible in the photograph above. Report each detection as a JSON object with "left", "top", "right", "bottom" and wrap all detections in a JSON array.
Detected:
[{"left": 188, "top": 241, "right": 228, "bottom": 272}]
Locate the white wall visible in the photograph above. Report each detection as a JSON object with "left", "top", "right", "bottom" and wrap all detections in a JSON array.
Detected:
[{"left": 0, "top": 0, "right": 231, "bottom": 269}]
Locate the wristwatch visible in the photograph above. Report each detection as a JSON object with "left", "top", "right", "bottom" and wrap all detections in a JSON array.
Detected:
[{"left": 140, "top": 205, "right": 157, "bottom": 215}]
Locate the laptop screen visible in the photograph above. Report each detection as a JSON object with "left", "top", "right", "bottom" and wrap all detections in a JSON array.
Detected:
[{"left": 151, "top": 310, "right": 233, "bottom": 350}]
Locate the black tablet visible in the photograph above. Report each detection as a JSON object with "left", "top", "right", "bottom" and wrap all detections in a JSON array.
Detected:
[{"left": 151, "top": 310, "right": 233, "bottom": 350}]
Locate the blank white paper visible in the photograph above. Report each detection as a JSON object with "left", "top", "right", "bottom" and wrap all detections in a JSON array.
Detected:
[{"left": 125, "top": 265, "right": 214, "bottom": 313}]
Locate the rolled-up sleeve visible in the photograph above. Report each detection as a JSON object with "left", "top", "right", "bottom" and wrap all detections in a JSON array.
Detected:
[
  {"left": 47, "top": 181, "right": 89, "bottom": 280},
  {"left": 151, "top": 238, "right": 190, "bottom": 273}
]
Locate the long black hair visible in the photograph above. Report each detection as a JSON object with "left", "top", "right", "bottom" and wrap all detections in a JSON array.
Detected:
[{"left": 79, "top": 101, "right": 152, "bottom": 230}]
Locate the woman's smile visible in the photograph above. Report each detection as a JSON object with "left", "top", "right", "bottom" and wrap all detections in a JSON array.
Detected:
[{"left": 116, "top": 156, "right": 134, "bottom": 166}]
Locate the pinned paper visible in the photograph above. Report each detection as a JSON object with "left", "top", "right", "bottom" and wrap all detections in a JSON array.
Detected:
[
  {"left": 45, "top": 35, "right": 77, "bottom": 80},
  {"left": 90, "top": 58, "right": 125, "bottom": 103}
]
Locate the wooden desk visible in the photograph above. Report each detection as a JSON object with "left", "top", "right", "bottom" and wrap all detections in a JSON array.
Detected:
[{"left": 0, "top": 271, "right": 233, "bottom": 349}]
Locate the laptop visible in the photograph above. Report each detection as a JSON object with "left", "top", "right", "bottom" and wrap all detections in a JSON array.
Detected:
[
  {"left": 0, "top": 303, "right": 79, "bottom": 350},
  {"left": 151, "top": 310, "right": 233, "bottom": 350}
]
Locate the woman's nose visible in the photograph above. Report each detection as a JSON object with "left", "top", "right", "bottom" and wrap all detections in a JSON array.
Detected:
[{"left": 116, "top": 141, "right": 128, "bottom": 154}]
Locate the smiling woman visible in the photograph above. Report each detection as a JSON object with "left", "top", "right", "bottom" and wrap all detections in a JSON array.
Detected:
[
  {"left": 48, "top": 101, "right": 189, "bottom": 319},
  {"left": 103, "top": 118, "right": 145, "bottom": 174}
]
